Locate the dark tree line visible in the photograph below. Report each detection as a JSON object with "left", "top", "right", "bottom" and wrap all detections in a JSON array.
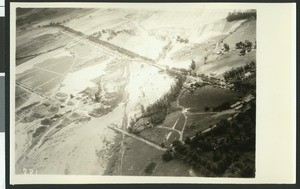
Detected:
[
  {"left": 223, "top": 61, "right": 255, "bottom": 82},
  {"left": 226, "top": 11, "right": 257, "bottom": 22},
  {"left": 232, "top": 79, "right": 256, "bottom": 94}
]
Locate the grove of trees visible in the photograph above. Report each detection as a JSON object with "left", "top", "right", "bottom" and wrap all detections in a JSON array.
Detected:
[{"left": 235, "top": 40, "right": 253, "bottom": 55}]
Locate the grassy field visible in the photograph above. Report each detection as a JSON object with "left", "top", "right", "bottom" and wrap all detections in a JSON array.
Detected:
[
  {"left": 184, "top": 113, "right": 214, "bottom": 138},
  {"left": 161, "top": 111, "right": 182, "bottom": 128},
  {"left": 179, "top": 85, "right": 239, "bottom": 112},
  {"left": 139, "top": 127, "right": 170, "bottom": 145},
  {"left": 153, "top": 159, "right": 191, "bottom": 176},
  {"left": 184, "top": 112, "right": 234, "bottom": 138},
  {"left": 121, "top": 136, "right": 163, "bottom": 176}
]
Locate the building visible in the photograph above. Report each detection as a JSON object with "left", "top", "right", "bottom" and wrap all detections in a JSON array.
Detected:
[
  {"left": 244, "top": 94, "right": 255, "bottom": 103},
  {"left": 244, "top": 71, "right": 252, "bottom": 78},
  {"left": 234, "top": 104, "right": 243, "bottom": 111},
  {"left": 230, "top": 101, "right": 242, "bottom": 109}
]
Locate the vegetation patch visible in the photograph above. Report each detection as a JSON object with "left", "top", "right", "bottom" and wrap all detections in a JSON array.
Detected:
[
  {"left": 120, "top": 137, "right": 163, "bottom": 176},
  {"left": 41, "top": 118, "right": 54, "bottom": 126},
  {"left": 144, "top": 162, "right": 157, "bottom": 175},
  {"left": 32, "top": 126, "right": 47, "bottom": 138}
]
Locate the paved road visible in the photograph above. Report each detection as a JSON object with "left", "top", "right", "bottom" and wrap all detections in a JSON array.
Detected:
[{"left": 108, "top": 125, "right": 166, "bottom": 152}]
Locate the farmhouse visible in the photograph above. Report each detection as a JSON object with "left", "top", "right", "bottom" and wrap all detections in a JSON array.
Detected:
[
  {"left": 234, "top": 104, "right": 243, "bottom": 111},
  {"left": 244, "top": 71, "right": 252, "bottom": 78},
  {"left": 244, "top": 94, "right": 255, "bottom": 103},
  {"left": 230, "top": 101, "right": 242, "bottom": 109}
]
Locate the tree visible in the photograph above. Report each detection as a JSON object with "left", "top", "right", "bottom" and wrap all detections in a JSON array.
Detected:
[
  {"left": 224, "top": 43, "right": 230, "bottom": 52},
  {"left": 185, "top": 136, "right": 192, "bottom": 145},
  {"left": 41, "top": 118, "right": 52, "bottom": 126},
  {"left": 240, "top": 49, "right": 246, "bottom": 56},
  {"left": 94, "top": 91, "right": 101, "bottom": 102},
  {"left": 162, "top": 149, "right": 173, "bottom": 162},
  {"left": 213, "top": 150, "right": 223, "bottom": 162},
  {"left": 244, "top": 40, "right": 252, "bottom": 48},
  {"left": 241, "top": 166, "right": 255, "bottom": 177},
  {"left": 190, "top": 60, "right": 196, "bottom": 70},
  {"left": 172, "top": 139, "right": 182, "bottom": 148},
  {"left": 236, "top": 41, "right": 244, "bottom": 49},
  {"left": 127, "top": 126, "right": 133, "bottom": 133},
  {"left": 144, "top": 162, "right": 156, "bottom": 175},
  {"left": 140, "top": 105, "right": 145, "bottom": 114}
]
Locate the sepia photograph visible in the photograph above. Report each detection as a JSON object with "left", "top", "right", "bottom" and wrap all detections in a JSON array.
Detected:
[{"left": 12, "top": 4, "right": 257, "bottom": 179}]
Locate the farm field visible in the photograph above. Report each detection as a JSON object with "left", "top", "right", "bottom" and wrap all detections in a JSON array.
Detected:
[{"left": 16, "top": 27, "right": 73, "bottom": 66}]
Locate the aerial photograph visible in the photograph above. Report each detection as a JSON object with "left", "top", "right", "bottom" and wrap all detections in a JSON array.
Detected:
[{"left": 14, "top": 6, "right": 256, "bottom": 178}]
